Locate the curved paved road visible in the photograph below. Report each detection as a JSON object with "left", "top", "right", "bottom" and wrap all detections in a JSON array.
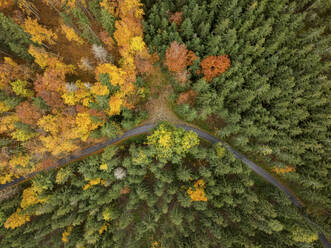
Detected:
[{"left": 0, "top": 124, "right": 329, "bottom": 247}]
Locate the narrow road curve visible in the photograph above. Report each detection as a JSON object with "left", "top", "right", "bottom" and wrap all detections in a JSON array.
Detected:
[{"left": 0, "top": 124, "right": 329, "bottom": 247}]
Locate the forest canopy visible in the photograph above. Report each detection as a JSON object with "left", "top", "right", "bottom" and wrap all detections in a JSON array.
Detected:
[
  {"left": 0, "top": 124, "right": 322, "bottom": 247},
  {"left": 0, "top": 0, "right": 330, "bottom": 247}
]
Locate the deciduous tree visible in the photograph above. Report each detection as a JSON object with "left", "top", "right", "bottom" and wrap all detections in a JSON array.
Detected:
[
  {"left": 22, "top": 17, "right": 57, "bottom": 45},
  {"left": 200, "top": 55, "right": 230, "bottom": 82},
  {"left": 16, "top": 101, "right": 41, "bottom": 126}
]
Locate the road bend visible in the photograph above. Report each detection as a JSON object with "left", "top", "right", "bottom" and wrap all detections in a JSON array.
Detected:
[{"left": 0, "top": 123, "right": 329, "bottom": 247}]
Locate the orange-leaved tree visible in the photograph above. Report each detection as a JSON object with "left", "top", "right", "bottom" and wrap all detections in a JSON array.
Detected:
[
  {"left": 165, "top": 41, "right": 197, "bottom": 74},
  {"left": 164, "top": 41, "right": 197, "bottom": 83},
  {"left": 200, "top": 55, "right": 230, "bottom": 82},
  {"left": 16, "top": 101, "right": 41, "bottom": 126},
  {"left": 176, "top": 89, "right": 197, "bottom": 106}
]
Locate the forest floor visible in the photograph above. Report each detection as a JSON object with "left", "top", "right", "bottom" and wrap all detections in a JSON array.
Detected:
[
  {"left": 34, "top": 0, "right": 98, "bottom": 82},
  {"left": 0, "top": 185, "right": 19, "bottom": 202},
  {"left": 142, "top": 66, "right": 185, "bottom": 125}
]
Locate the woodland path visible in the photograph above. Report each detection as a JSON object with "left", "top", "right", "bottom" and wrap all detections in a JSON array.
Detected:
[{"left": 0, "top": 123, "right": 329, "bottom": 247}]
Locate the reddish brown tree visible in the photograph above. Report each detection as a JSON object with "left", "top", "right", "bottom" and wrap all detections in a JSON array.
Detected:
[
  {"left": 0, "top": 57, "right": 32, "bottom": 91},
  {"left": 200, "top": 55, "right": 230, "bottom": 82},
  {"left": 176, "top": 89, "right": 197, "bottom": 106},
  {"left": 169, "top": 12, "right": 183, "bottom": 28},
  {"left": 134, "top": 55, "right": 154, "bottom": 75},
  {"left": 165, "top": 41, "right": 197, "bottom": 74},
  {"left": 16, "top": 101, "right": 41, "bottom": 126},
  {"left": 34, "top": 71, "right": 65, "bottom": 110},
  {"left": 176, "top": 70, "right": 189, "bottom": 84},
  {"left": 120, "top": 186, "right": 131, "bottom": 195}
]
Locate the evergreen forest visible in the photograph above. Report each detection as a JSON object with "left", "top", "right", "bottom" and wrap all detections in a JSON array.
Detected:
[{"left": 0, "top": 0, "right": 329, "bottom": 247}]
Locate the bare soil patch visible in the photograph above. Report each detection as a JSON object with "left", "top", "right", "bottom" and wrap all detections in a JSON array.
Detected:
[{"left": 142, "top": 66, "right": 185, "bottom": 125}]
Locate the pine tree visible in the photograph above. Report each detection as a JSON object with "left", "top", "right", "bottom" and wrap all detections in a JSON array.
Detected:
[{"left": 0, "top": 13, "right": 33, "bottom": 61}]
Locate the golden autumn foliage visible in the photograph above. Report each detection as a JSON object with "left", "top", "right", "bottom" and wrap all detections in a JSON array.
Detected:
[
  {"left": 39, "top": 135, "right": 78, "bottom": 156},
  {"left": 95, "top": 63, "right": 136, "bottom": 116},
  {"left": 108, "top": 93, "right": 123, "bottom": 116},
  {"left": 10, "top": 128, "right": 35, "bottom": 142},
  {"left": 100, "top": 0, "right": 117, "bottom": 16},
  {"left": 17, "top": 0, "right": 38, "bottom": 17},
  {"left": 146, "top": 124, "right": 199, "bottom": 161},
  {"left": 1, "top": 57, "right": 32, "bottom": 90},
  {"left": 60, "top": 24, "right": 84, "bottom": 45},
  {"left": 75, "top": 112, "right": 102, "bottom": 141},
  {"left": 28, "top": 46, "right": 50, "bottom": 69},
  {"left": 62, "top": 226, "right": 72, "bottom": 243},
  {"left": 96, "top": 63, "right": 126, "bottom": 87},
  {"left": 187, "top": 179, "right": 208, "bottom": 202},
  {"left": 0, "top": 171, "right": 14, "bottom": 184},
  {"left": 62, "top": 80, "right": 92, "bottom": 106},
  {"left": 96, "top": 0, "right": 150, "bottom": 117},
  {"left": 22, "top": 17, "right": 57, "bottom": 45},
  {"left": 200, "top": 55, "right": 231, "bottom": 82},
  {"left": 0, "top": 0, "right": 14, "bottom": 9},
  {"left": 4, "top": 208, "right": 31, "bottom": 229},
  {"left": 130, "top": 36, "right": 145, "bottom": 52},
  {"left": 10, "top": 80, "right": 34, "bottom": 97},
  {"left": 9, "top": 154, "right": 30, "bottom": 168},
  {"left": 36, "top": 111, "right": 101, "bottom": 155},
  {"left": 99, "top": 163, "right": 108, "bottom": 171},
  {"left": 99, "top": 223, "right": 109, "bottom": 234},
  {"left": 102, "top": 207, "right": 112, "bottom": 221},
  {"left": 20, "top": 186, "right": 46, "bottom": 209},
  {"left": 61, "top": 92, "right": 77, "bottom": 106},
  {"left": 29, "top": 45, "right": 75, "bottom": 73},
  {"left": 91, "top": 82, "right": 109, "bottom": 96},
  {"left": 152, "top": 241, "right": 161, "bottom": 248},
  {"left": 0, "top": 101, "right": 11, "bottom": 113},
  {"left": 273, "top": 166, "right": 295, "bottom": 174},
  {"left": 37, "top": 114, "right": 58, "bottom": 135},
  {"left": 0, "top": 114, "right": 18, "bottom": 134},
  {"left": 0, "top": 0, "right": 151, "bottom": 185},
  {"left": 35, "top": 109, "right": 102, "bottom": 155},
  {"left": 118, "top": 0, "right": 144, "bottom": 19},
  {"left": 83, "top": 177, "right": 101, "bottom": 190}
]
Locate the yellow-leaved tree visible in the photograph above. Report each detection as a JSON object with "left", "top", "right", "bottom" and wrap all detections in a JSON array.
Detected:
[
  {"left": 22, "top": 17, "right": 57, "bottom": 45},
  {"left": 60, "top": 24, "right": 84, "bottom": 45},
  {"left": 187, "top": 179, "right": 208, "bottom": 202},
  {"left": 74, "top": 112, "right": 102, "bottom": 141},
  {"left": 146, "top": 124, "right": 199, "bottom": 162},
  {"left": 4, "top": 208, "right": 31, "bottom": 229}
]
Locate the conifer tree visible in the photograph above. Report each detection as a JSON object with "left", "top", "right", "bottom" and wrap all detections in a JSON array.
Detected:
[{"left": 0, "top": 13, "right": 33, "bottom": 61}]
